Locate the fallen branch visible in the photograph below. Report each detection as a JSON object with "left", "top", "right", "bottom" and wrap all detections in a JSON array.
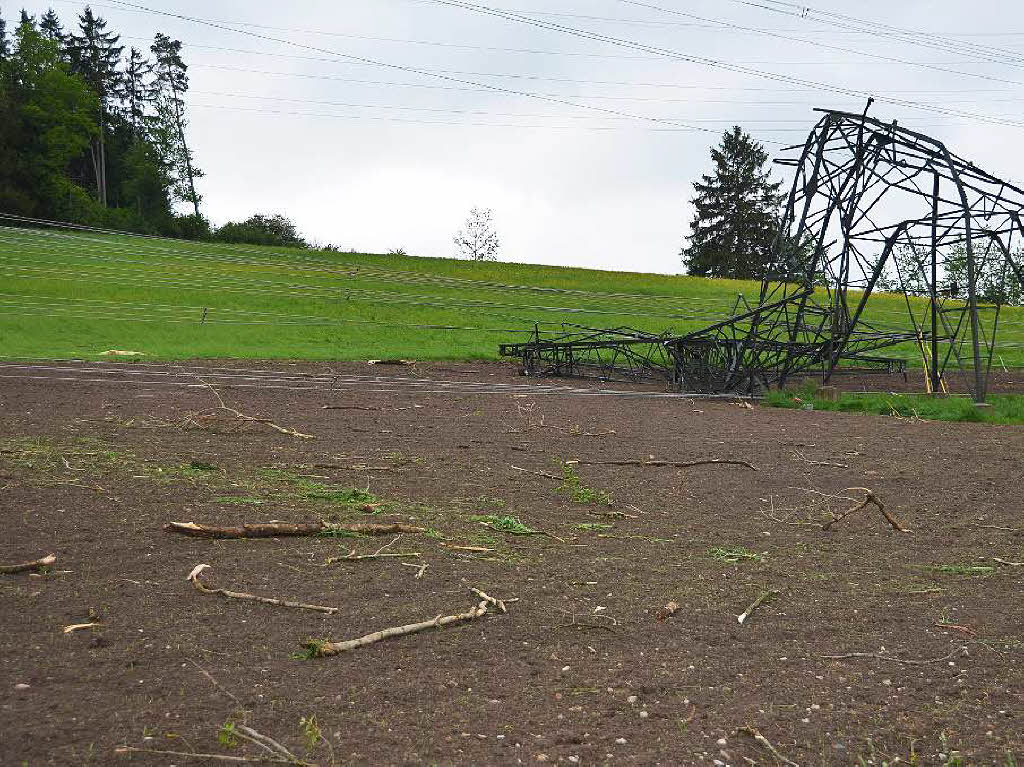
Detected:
[
  {"left": 402, "top": 562, "right": 429, "bottom": 579},
  {"left": 304, "top": 588, "right": 510, "bottom": 657},
  {"left": 510, "top": 464, "right": 562, "bottom": 481},
  {"left": 164, "top": 521, "right": 424, "bottom": 539},
  {"left": 196, "top": 377, "right": 315, "bottom": 440},
  {"left": 63, "top": 622, "right": 100, "bottom": 634},
  {"left": 820, "top": 645, "right": 966, "bottom": 665},
  {"left": 738, "top": 726, "right": 799, "bottom": 767},
  {"left": 793, "top": 450, "right": 848, "bottom": 468},
  {"left": 114, "top": 745, "right": 310, "bottom": 764},
  {"left": 992, "top": 557, "right": 1024, "bottom": 567},
  {"left": 188, "top": 564, "right": 339, "bottom": 614},
  {"left": 821, "top": 488, "right": 909, "bottom": 533},
  {"left": 576, "top": 458, "right": 758, "bottom": 471},
  {"left": 738, "top": 589, "right": 780, "bottom": 625},
  {"left": 934, "top": 622, "right": 977, "bottom": 636},
  {"left": 324, "top": 536, "right": 421, "bottom": 565},
  {"left": 1, "top": 553, "right": 56, "bottom": 574}
]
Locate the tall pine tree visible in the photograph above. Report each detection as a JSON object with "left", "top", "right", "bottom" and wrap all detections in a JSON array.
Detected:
[
  {"left": 151, "top": 32, "right": 200, "bottom": 215},
  {"left": 682, "top": 127, "right": 782, "bottom": 280},
  {"left": 69, "top": 5, "right": 122, "bottom": 207}
]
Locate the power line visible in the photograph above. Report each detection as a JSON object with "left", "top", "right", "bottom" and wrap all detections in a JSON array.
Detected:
[
  {"left": 722, "top": 0, "right": 1024, "bottom": 68},
  {"left": 616, "top": 0, "right": 1024, "bottom": 89},
  {"left": 104, "top": 0, "right": 737, "bottom": 141},
  {"left": 421, "top": 0, "right": 1024, "bottom": 129}
]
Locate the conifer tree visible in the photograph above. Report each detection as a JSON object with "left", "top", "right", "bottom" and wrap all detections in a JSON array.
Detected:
[
  {"left": 39, "top": 8, "right": 64, "bottom": 47},
  {"left": 120, "top": 46, "right": 153, "bottom": 137},
  {"left": 151, "top": 32, "right": 200, "bottom": 215},
  {"left": 682, "top": 126, "right": 782, "bottom": 280},
  {"left": 69, "top": 5, "right": 122, "bottom": 206}
]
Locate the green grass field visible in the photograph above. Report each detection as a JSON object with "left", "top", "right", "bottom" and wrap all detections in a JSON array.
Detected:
[{"left": 2, "top": 224, "right": 1024, "bottom": 367}]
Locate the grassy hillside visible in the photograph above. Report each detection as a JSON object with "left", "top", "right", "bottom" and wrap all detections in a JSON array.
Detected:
[{"left": 2, "top": 224, "right": 1024, "bottom": 367}]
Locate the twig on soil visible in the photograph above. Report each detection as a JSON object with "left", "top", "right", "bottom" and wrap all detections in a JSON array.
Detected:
[
  {"left": 234, "top": 725, "right": 304, "bottom": 763},
  {"left": 164, "top": 521, "right": 425, "bottom": 539},
  {"left": 187, "top": 657, "right": 246, "bottom": 712},
  {"left": 738, "top": 726, "right": 799, "bottom": 767},
  {"left": 187, "top": 564, "right": 339, "bottom": 614},
  {"left": 792, "top": 450, "right": 848, "bottom": 468},
  {"left": 401, "top": 562, "right": 429, "bottom": 579},
  {"left": 62, "top": 622, "right": 100, "bottom": 633},
  {"left": 934, "top": 622, "right": 977, "bottom": 636},
  {"left": 0, "top": 553, "right": 56, "bottom": 574},
  {"left": 576, "top": 458, "right": 759, "bottom": 471},
  {"left": 195, "top": 377, "right": 315, "bottom": 440},
  {"left": 737, "top": 590, "right": 780, "bottom": 625},
  {"left": 820, "top": 645, "right": 967, "bottom": 665},
  {"left": 510, "top": 464, "right": 562, "bottom": 481},
  {"left": 821, "top": 488, "right": 909, "bottom": 533},
  {"left": 303, "top": 587, "right": 511, "bottom": 657},
  {"left": 324, "top": 536, "right": 421, "bottom": 565},
  {"left": 445, "top": 545, "right": 494, "bottom": 553},
  {"left": 992, "top": 557, "right": 1024, "bottom": 567},
  {"left": 114, "top": 745, "right": 311, "bottom": 764}
]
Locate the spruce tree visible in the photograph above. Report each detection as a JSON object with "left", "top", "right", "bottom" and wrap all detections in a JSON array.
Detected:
[
  {"left": 69, "top": 5, "right": 122, "bottom": 207},
  {"left": 0, "top": 10, "right": 9, "bottom": 60},
  {"left": 120, "top": 46, "right": 153, "bottom": 137},
  {"left": 682, "top": 126, "right": 782, "bottom": 280},
  {"left": 39, "top": 8, "right": 63, "bottom": 45},
  {"left": 151, "top": 32, "right": 200, "bottom": 215}
]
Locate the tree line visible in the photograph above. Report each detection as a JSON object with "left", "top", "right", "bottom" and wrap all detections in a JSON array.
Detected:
[{"left": 0, "top": 5, "right": 309, "bottom": 247}]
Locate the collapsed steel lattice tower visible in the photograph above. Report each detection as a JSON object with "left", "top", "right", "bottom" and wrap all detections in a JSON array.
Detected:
[
  {"left": 502, "top": 107, "right": 1024, "bottom": 400},
  {"left": 668, "top": 107, "right": 1024, "bottom": 400}
]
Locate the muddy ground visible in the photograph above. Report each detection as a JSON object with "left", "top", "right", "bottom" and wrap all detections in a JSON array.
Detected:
[{"left": 1, "top": 360, "right": 1022, "bottom": 766}]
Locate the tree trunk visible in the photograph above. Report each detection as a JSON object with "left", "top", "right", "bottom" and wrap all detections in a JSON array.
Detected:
[{"left": 172, "top": 85, "right": 200, "bottom": 216}]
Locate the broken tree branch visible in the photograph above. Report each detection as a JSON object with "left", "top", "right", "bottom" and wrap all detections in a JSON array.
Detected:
[
  {"left": 304, "top": 587, "right": 510, "bottom": 657},
  {"left": 195, "top": 377, "right": 315, "bottom": 440},
  {"left": 114, "top": 745, "right": 310, "bottom": 765},
  {"left": 1, "top": 553, "right": 56, "bottom": 574},
  {"left": 164, "top": 521, "right": 425, "bottom": 539},
  {"left": 821, "top": 488, "right": 909, "bottom": 533},
  {"left": 510, "top": 464, "right": 562, "bottom": 481},
  {"left": 576, "top": 458, "right": 759, "bottom": 471},
  {"left": 738, "top": 726, "right": 799, "bottom": 767},
  {"left": 820, "top": 645, "right": 966, "bottom": 665},
  {"left": 738, "top": 589, "right": 780, "bottom": 625},
  {"left": 324, "top": 536, "right": 422, "bottom": 565},
  {"left": 188, "top": 564, "right": 339, "bottom": 614}
]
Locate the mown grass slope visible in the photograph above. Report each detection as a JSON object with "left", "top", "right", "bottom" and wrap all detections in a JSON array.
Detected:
[{"left": 2, "top": 224, "right": 1023, "bottom": 365}]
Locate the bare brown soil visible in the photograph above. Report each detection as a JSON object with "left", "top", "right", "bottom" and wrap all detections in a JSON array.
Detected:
[{"left": 1, "top": 360, "right": 1022, "bottom": 766}]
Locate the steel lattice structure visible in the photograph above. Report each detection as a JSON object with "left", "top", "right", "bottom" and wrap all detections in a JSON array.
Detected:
[{"left": 504, "top": 107, "right": 1024, "bottom": 401}]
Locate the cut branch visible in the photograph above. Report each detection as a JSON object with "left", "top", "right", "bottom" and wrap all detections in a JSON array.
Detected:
[
  {"left": 738, "top": 589, "right": 780, "bottom": 625},
  {"left": 577, "top": 458, "right": 759, "bottom": 471},
  {"left": 820, "top": 645, "right": 966, "bottom": 665},
  {"left": 164, "top": 521, "right": 424, "bottom": 539},
  {"left": 1, "top": 553, "right": 56, "bottom": 574},
  {"left": 738, "top": 726, "right": 799, "bottom": 767},
  {"left": 114, "top": 745, "right": 309, "bottom": 764},
  {"left": 196, "top": 377, "right": 314, "bottom": 440},
  {"left": 821, "top": 488, "right": 909, "bottom": 533},
  {"left": 188, "top": 564, "right": 338, "bottom": 614},
  {"left": 305, "top": 587, "right": 510, "bottom": 657}
]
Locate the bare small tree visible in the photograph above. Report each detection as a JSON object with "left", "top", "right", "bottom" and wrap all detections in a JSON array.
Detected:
[{"left": 453, "top": 207, "right": 500, "bottom": 261}]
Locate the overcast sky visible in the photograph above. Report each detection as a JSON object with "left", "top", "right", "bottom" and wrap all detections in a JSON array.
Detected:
[{"left": 21, "top": 0, "right": 1024, "bottom": 273}]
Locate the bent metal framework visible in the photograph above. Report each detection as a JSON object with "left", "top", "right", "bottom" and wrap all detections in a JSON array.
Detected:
[{"left": 501, "top": 107, "right": 1024, "bottom": 402}]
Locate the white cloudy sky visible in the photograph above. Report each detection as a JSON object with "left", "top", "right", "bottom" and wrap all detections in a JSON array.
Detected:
[{"left": 23, "top": 0, "right": 1024, "bottom": 273}]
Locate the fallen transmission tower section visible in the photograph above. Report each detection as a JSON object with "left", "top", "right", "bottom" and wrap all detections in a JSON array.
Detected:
[{"left": 502, "top": 105, "right": 1024, "bottom": 401}]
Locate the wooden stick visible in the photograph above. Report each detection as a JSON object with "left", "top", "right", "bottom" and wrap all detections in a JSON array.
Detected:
[
  {"left": 992, "top": 557, "right": 1024, "bottom": 567},
  {"left": 576, "top": 458, "right": 759, "bottom": 471},
  {"left": 164, "top": 521, "right": 424, "bottom": 539},
  {"left": 0, "top": 553, "right": 56, "bottom": 574},
  {"left": 324, "top": 536, "right": 421, "bottom": 565},
  {"left": 821, "top": 488, "right": 909, "bottom": 533},
  {"left": 196, "top": 377, "right": 315, "bottom": 440},
  {"left": 820, "top": 646, "right": 965, "bottom": 665},
  {"left": 188, "top": 565, "right": 339, "bottom": 614},
  {"left": 306, "top": 587, "right": 509, "bottom": 657},
  {"left": 737, "top": 589, "right": 780, "bottom": 625},
  {"left": 510, "top": 464, "right": 562, "bottom": 481},
  {"left": 738, "top": 726, "right": 799, "bottom": 767},
  {"left": 114, "top": 746, "right": 309, "bottom": 764}
]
